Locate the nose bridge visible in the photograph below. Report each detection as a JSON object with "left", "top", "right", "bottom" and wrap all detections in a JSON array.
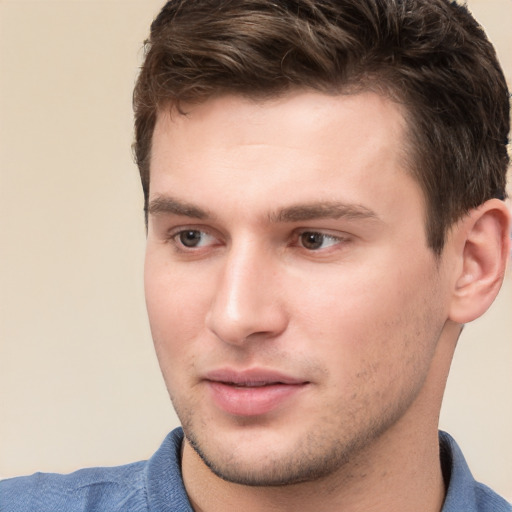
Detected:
[{"left": 205, "top": 237, "right": 285, "bottom": 344}]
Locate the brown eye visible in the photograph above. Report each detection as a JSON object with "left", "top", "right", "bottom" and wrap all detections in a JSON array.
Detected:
[
  {"left": 300, "top": 232, "right": 325, "bottom": 250},
  {"left": 299, "top": 232, "right": 340, "bottom": 250},
  {"left": 178, "top": 230, "right": 203, "bottom": 247}
]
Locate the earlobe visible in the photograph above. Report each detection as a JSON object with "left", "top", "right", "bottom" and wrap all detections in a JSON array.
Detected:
[{"left": 448, "top": 199, "right": 511, "bottom": 324}]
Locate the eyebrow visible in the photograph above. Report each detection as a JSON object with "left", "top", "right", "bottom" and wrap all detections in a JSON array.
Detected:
[
  {"left": 147, "top": 196, "right": 212, "bottom": 219},
  {"left": 147, "top": 195, "right": 379, "bottom": 224},
  {"left": 269, "top": 202, "right": 379, "bottom": 223}
]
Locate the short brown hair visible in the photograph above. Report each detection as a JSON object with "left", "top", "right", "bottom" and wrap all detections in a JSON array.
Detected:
[{"left": 133, "top": 0, "right": 510, "bottom": 254}]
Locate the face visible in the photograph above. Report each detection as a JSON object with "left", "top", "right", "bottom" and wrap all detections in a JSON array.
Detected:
[{"left": 145, "top": 91, "right": 451, "bottom": 486}]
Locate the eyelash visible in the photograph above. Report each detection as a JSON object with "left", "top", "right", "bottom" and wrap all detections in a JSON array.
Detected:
[
  {"left": 294, "top": 230, "right": 346, "bottom": 251},
  {"left": 169, "top": 228, "right": 220, "bottom": 251},
  {"left": 167, "top": 228, "right": 349, "bottom": 254}
]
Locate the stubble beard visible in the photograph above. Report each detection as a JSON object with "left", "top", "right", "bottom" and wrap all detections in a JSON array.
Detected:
[
  {"left": 174, "top": 395, "right": 416, "bottom": 488},
  {"left": 166, "top": 299, "right": 442, "bottom": 488},
  {"left": 184, "top": 425, "right": 356, "bottom": 487}
]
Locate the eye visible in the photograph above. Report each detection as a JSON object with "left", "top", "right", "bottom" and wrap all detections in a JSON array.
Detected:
[
  {"left": 173, "top": 229, "right": 217, "bottom": 248},
  {"left": 298, "top": 231, "right": 341, "bottom": 251}
]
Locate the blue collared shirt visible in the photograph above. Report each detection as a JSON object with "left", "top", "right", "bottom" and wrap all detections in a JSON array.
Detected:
[{"left": 1, "top": 429, "right": 510, "bottom": 511}]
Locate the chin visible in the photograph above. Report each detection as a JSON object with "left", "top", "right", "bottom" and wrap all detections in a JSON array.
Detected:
[{"left": 181, "top": 417, "right": 368, "bottom": 487}]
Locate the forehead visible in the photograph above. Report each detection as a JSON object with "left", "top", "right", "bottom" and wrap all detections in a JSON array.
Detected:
[
  {"left": 149, "top": 91, "right": 423, "bottom": 226},
  {"left": 154, "top": 90, "right": 408, "bottom": 144}
]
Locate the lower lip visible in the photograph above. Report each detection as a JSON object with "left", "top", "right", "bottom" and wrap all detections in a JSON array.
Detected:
[{"left": 207, "top": 381, "right": 306, "bottom": 416}]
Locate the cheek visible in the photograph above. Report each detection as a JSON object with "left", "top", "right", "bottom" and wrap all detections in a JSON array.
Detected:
[
  {"left": 144, "top": 256, "right": 211, "bottom": 359},
  {"left": 144, "top": 267, "right": 206, "bottom": 400},
  {"left": 290, "top": 264, "right": 396, "bottom": 341},
  {"left": 290, "top": 260, "right": 442, "bottom": 388}
]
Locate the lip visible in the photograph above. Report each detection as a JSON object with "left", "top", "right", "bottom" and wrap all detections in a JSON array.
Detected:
[{"left": 204, "top": 368, "right": 309, "bottom": 417}]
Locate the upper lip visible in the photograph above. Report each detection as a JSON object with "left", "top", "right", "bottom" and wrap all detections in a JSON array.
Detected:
[{"left": 204, "top": 368, "right": 308, "bottom": 386}]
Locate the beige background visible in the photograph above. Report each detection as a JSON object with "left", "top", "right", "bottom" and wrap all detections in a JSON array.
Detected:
[{"left": 1, "top": 0, "right": 511, "bottom": 499}]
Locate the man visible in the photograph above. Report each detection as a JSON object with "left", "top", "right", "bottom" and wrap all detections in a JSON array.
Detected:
[{"left": 1, "top": 0, "right": 510, "bottom": 510}]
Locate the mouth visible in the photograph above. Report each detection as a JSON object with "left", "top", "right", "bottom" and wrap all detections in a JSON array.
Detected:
[
  {"left": 204, "top": 368, "right": 309, "bottom": 417},
  {"left": 226, "top": 381, "right": 285, "bottom": 388}
]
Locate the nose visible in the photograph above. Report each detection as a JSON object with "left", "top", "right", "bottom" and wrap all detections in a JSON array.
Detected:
[{"left": 205, "top": 241, "right": 288, "bottom": 345}]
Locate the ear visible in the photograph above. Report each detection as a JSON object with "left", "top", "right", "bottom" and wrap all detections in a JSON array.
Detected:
[{"left": 448, "top": 198, "right": 511, "bottom": 324}]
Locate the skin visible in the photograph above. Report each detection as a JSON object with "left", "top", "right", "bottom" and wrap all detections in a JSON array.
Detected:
[{"left": 144, "top": 91, "right": 510, "bottom": 511}]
